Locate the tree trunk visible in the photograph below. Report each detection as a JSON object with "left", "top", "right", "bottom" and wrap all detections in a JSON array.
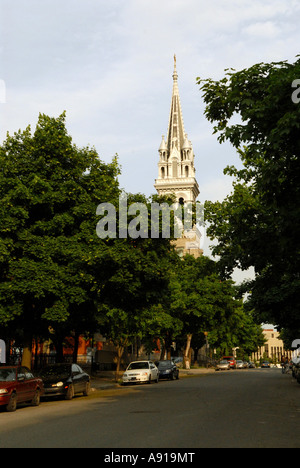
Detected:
[
  {"left": 160, "top": 342, "right": 166, "bottom": 360},
  {"left": 54, "top": 339, "right": 64, "bottom": 363},
  {"left": 183, "top": 333, "right": 193, "bottom": 369},
  {"left": 115, "top": 345, "right": 124, "bottom": 382},
  {"left": 73, "top": 331, "right": 79, "bottom": 363},
  {"left": 193, "top": 347, "right": 199, "bottom": 365}
]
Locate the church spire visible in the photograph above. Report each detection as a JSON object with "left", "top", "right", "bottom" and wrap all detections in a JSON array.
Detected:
[
  {"left": 154, "top": 56, "right": 199, "bottom": 204},
  {"left": 166, "top": 54, "right": 186, "bottom": 158}
]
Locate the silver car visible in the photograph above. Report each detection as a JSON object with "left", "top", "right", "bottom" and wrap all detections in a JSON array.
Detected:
[
  {"left": 236, "top": 360, "right": 244, "bottom": 369},
  {"left": 216, "top": 360, "right": 230, "bottom": 371}
]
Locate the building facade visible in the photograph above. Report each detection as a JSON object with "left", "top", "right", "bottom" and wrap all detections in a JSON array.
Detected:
[{"left": 252, "top": 328, "right": 291, "bottom": 363}]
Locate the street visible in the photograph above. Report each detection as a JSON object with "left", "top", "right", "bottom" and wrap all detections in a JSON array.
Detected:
[{"left": 0, "top": 368, "right": 299, "bottom": 449}]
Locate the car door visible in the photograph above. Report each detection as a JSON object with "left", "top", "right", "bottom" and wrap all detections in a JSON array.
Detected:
[
  {"left": 71, "top": 364, "right": 85, "bottom": 392},
  {"left": 17, "top": 367, "right": 34, "bottom": 403},
  {"left": 150, "top": 363, "right": 158, "bottom": 380},
  {"left": 171, "top": 361, "right": 177, "bottom": 377}
]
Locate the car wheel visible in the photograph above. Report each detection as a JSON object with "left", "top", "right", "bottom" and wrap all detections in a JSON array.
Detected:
[
  {"left": 65, "top": 384, "right": 74, "bottom": 400},
  {"left": 148, "top": 376, "right": 152, "bottom": 384},
  {"left": 83, "top": 381, "right": 91, "bottom": 396},
  {"left": 155, "top": 375, "right": 159, "bottom": 383},
  {"left": 31, "top": 390, "right": 40, "bottom": 406},
  {"left": 176, "top": 372, "right": 179, "bottom": 380},
  {"left": 6, "top": 392, "right": 17, "bottom": 412}
]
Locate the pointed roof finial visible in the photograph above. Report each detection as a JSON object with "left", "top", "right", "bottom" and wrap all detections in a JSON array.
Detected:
[{"left": 173, "top": 54, "right": 178, "bottom": 81}]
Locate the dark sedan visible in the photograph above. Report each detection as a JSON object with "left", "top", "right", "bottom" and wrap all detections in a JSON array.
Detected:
[
  {"left": 39, "top": 363, "right": 90, "bottom": 400},
  {"left": 0, "top": 366, "right": 44, "bottom": 412},
  {"left": 156, "top": 360, "right": 179, "bottom": 380}
]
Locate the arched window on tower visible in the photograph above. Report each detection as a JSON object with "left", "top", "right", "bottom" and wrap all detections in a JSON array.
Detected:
[
  {"left": 179, "top": 197, "right": 184, "bottom": 205},
  {"left": 185, "top": 165, "right": 189, "bottom": 177},
  {"left": 161, "top": 167, "right": 165, "bottom": 179}
]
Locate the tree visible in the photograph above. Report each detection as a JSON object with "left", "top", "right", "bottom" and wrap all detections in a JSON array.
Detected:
[
  {"left": 96, "top": 193, "right": 178, "bottom": 380},
  {"left": 197, "top": 58, "right": 300, "bottom": 336},
  {"left": 0, "top": 112, "right": 120, "bottom": 367},
  {"left": 171, "top": 255, "right": 241, "bottom": 368}
]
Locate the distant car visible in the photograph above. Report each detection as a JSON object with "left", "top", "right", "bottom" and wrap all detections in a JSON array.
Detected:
[
  {"left": 248, "top": 361, "right": 255, "bottom": 368},
  {"left": 172, "top": 357, "right": 183, "bottom": 367},
  {"left": 156, "top": 360, "right": 179, "bottom": 380},
  {"left": 243, "top": 361, "right": 249, "bottom": 368},
  {"left": 216, "top": 360, "right": 230, "bottom": 371},
  {"left": 0, "top": 366, "right": 44, "bottom": 412},
  {"left": 122, "top": 361, "right": 159, "bottom": 385},
  {"left": 236, "top": 360, "right": 244, "bottom": 369},
  {"left": 222, "top": 356, "right": 236, "bottom": 369},
  {"left": 39, "top": 363, "right": 90, "bottom": 400},
  {"left": 261, "top": 361, "right": 270, "bottom": 368}
]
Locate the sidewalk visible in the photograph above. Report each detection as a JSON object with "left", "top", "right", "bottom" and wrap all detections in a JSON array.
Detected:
[{"left": 90, "top": 367, "right": 215, "bottom": 391}]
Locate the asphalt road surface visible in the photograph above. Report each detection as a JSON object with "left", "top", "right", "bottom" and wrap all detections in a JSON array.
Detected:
[{"left": 0, "top": 368, "right": 299, "bottom": 449}]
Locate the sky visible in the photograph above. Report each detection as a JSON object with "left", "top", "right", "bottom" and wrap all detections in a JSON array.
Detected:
[{"left": 1, "top": 0, "right": 300, "bottom": 293}]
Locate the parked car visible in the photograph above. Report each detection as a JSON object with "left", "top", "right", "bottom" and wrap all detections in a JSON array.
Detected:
[
  {"left": 39, "top": 363, "right": 90, "bottom": 400},
  {"left": 248, "top": 361, "right": 255, "bottom": 368},
  {"left": 216, "top": 360, "right": 230, "bottom": 371},
  {"left": 156, "top": 360, "right": 179, "bottom": 380},
  {"left": 122, "top": 361, "right": 159, "bottom": 385},
  {"left": 0, "top": 366, "right": 44, "bottom": 412},
  {"left": 172, "top": 357, "right": 183, "bottom": 367},
  {"left": 261, "top": 361, "right": 270, "bottom": 368},
  {"left": 292, "top": 360, "right": 300, "bottom": 379},
  {"left": 243, "top": 361, "right": 249, "bottom": 368},
  {"left": 236, "top": 360, "right": 244, "bottom": 369},
  {"left": 222, "top": 356, "right": 236, "bottom": 369}
]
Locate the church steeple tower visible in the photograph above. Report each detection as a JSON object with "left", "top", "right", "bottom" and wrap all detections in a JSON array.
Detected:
[{"left": 154, "top": 55, "right": 200, "bottom": 204}]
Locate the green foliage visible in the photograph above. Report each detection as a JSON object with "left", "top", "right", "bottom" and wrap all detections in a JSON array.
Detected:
[
  {"left": 197, "top": 57, "right": 300, "bottom": 335},
  {"left": 0, "top": 111, "right": 266, "bottom": 363},
  {"left": 0, "top": 112, "right": 120, "bottom": 345}
]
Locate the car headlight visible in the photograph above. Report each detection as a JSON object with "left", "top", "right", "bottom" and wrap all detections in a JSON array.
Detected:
[
  {"left": 0, "top": 388, "right": 8, "bottom": 394},
  {"left": 52, "top": 381, "right": 64, "bottom": 387}
]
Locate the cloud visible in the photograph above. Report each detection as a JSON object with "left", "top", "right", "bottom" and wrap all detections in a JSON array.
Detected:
[
  {"left": 1, "top": 0, "right": 300, "bottom": 208},
  {"left": 244, "top": 21, "right": 279, "bottom": 39}
]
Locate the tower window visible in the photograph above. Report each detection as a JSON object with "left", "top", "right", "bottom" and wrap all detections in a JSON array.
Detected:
[{"left": 179, "top": 197, "right": 184, "bottom": 205}]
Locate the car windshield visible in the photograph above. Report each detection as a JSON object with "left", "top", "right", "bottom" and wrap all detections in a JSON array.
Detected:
[
  {"left": 157, "top": 361, "right": 171, "bottom": 368},
  {"left": 39, "top": 365, "right": 70, "bottom": 378},
  {"left": 219, "top": 361, "right": 228, "bottom": 364},
  {"left": 127, "top": 362, "right": 149, "bottom": 370},
  {"left": 0, "top": 368, "right": 17, "bottom": 382}
]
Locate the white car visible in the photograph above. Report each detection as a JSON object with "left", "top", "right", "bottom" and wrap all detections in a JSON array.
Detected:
[{"left": 122, "top": 361, "right": 159, "bottom": 385}]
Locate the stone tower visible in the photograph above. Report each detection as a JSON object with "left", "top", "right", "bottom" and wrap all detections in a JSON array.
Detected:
[{"left": 154, "top": 56, "right": 202, "bottom": 258}]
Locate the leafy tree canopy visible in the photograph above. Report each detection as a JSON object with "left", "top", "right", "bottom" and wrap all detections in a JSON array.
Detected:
[
  {"left": 197, "top": 57, "right": 300, "bottom": 336},
  {"left": 0, "top": 112, "right": 120, "bottom": 363}
]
